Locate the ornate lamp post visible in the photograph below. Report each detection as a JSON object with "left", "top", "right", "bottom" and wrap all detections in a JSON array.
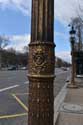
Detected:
[
  {"left": 67, "top": 26, "right": 78, "bottom": 88},
  {"left": 28, "top": 0, "right": 55, "bottom": 125}
]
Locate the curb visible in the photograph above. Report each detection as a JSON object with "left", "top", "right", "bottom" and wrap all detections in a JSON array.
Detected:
[{"left": 54, "top": 77, "right": 70, "bottom": 125}]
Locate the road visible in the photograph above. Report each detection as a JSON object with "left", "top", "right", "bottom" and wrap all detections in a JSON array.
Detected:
[
  {"left": 0, "top": 69, "right": 70, "bottom": 125},
  {"left": 54, "top": 69, "right": 70, "bottom": 97},
  {"left": 0, "top": 70, "right": 28, "bottom": 125}
]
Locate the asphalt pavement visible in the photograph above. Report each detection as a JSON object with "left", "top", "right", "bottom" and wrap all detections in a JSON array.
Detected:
[
  {"left": 0, "top": 69, "right": 70, "bottom": 125},
  {"left": 0, "top": 70, "right": 28, "bottom": 125}
]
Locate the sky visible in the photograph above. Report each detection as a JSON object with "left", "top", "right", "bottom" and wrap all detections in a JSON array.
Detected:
[{"left": 0, "top": 0, "right": 83, "bottom": 62}]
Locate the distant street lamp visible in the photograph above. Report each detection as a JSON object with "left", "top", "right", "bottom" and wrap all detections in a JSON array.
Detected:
[{"left": 67, "top": 26, "right": 78, "bottom": 88}]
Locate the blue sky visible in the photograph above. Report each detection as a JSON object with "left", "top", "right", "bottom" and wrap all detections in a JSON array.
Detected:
[
  {"left": 0, "top": 8, "right": 30, "bottom": 35},
  {"left": 0, "top": 0, "right": 82, "bottom": 62}
]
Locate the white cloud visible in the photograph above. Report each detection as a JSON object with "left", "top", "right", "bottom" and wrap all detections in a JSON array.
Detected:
[
  {"left": 56, "top": 51, "right": 71, "bottom": 63},
  {"left": 10, "top": 34, "right": 30, "bottom": 43},
  {"left": 1, "top": 0, "right": 83, "bottom": 24},
  {"left": 6, "top": 34, "right": 30, "bottom": 52},
  {"left": 0, "top": 0, "right": 82, "bottom": 24},
  {"left": 55, "top": 0, "right": 79, "bottom": 24},
  {"left": 0, "top": 0, "right": 31, "bottom": 15}
]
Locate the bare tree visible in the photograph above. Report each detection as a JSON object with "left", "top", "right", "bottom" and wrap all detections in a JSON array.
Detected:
[
  {"left": 23, "top": 45, "right": 29, "bottom": 53},
  {"left": 0, "top": 36, "right": 10, "bottom": 49},
  {"left": 0, "top": 35, "right": 10, "bottom": 69},
  {"left": 68, "top": 0, "right": 83, "bottom": 51},
  {"left": 71, "top": 17, "right": 83, "bottom": 51}
]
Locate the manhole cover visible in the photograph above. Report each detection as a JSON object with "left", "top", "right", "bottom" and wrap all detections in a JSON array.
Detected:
[{"left": 63, "top": 103, "right": 83, "bottom": 112}]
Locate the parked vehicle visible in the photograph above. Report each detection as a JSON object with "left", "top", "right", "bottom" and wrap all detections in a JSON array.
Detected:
[
  {"left": 8, "top": 66, "right": 17, "bottom": 70},
  {"left": 20, "top": 67, "right": 27, "bottom": 70},
  {"left": 61, "top": 67, "right": 68, "bottom": 71}
]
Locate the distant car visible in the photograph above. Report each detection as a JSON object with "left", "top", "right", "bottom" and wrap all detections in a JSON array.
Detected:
[
  {"left": 8, "top": 66, "right": 17, "bottom": 70},
  {"left": 20, "top": 67, "right": 27, "bottom": 70},
  {"left": 61, "top": 67, "right": 67, "bottom": 71}
]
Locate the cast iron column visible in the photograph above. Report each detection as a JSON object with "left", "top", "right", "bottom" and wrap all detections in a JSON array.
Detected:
[
  {"left": 28, "top": 0, "right": 55, "bottom": 125},
  {"left": 67, "top": 26, "right": 78, "bottom": 88}
]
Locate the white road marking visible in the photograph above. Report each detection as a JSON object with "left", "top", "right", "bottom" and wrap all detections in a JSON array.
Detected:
[
  {"left": 7, "top": 76, "right": 15, "bottom": 80},
  {"left": 7, "top": 77, "right": 13, "bottom": 80},
  {"left": 24, "top": 81, "right": 29, "bottom": 84},
  {"left": 0, "top": 81, "right": 28, "bottom": 93},
  {"left": 0, "top": 85, "right": 19, "bottom": 92}
]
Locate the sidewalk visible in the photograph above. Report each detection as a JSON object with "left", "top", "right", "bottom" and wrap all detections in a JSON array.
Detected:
[{"left": 54, "top": 77, "right": 83, "bottom": 125}]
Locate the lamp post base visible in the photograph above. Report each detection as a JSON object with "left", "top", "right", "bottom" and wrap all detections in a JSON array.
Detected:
[{"left": 67, "top": 83, "right": 78, "bottom": 88}]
